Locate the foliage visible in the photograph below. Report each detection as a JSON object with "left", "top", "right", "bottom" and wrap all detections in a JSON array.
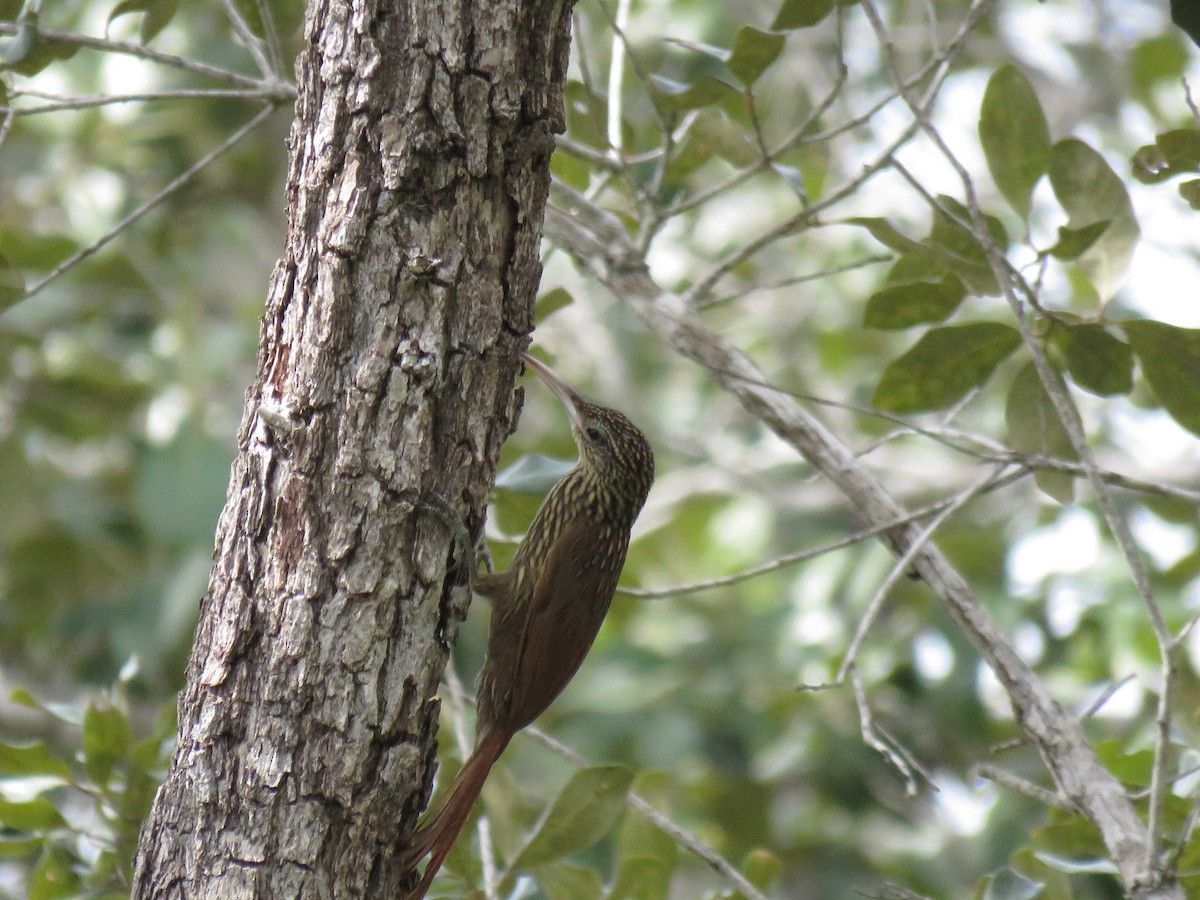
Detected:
[
  {"left": 2, "top": 0, "right": 1200, "bottom": 897},
  {"left": 0, "top": 664, "right": 174, "bottom": 899}
]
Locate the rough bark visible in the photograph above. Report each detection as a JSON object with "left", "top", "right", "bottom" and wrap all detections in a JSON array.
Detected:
[{"left": 131, "top": 0, "right": 574, "bottom": 895}]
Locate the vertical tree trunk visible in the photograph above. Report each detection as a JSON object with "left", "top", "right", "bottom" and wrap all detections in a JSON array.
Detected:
[{"left": 132, "top": 0, "right": 574, "bottom": 895}]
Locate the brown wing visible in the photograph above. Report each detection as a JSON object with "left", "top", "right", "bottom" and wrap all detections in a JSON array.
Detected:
[{"left": 498, "top": 515, "right": 627, "bottom": 733}]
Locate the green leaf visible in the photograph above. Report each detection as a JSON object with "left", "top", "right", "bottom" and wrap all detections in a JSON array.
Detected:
[
  {"left": 1008, "top": 847, "right": 1074, "bottom": 900},
  {"left": 1131, "top": 35, "right": 1189, "bottom": 102},
  {"left": 1044, "top": 220, "right": 1110, "bottom": 261},
  {"left": 849, "top": 217, "right": 927, "bottom": 256},
  {"left": 531, "top": 861, "right": 603, "bottom": 900},
  {"left": 0, "top": 16, "right": 78, "bottom": 76},
  {"left": 863, "top": 274, "right": 966, "bottom": 330},
  {"left": 927, "top": 196, "right": 1007, "bottom": 296},
  {"left": 1056, "top": 323, "right": 1133, "bottom": 396},
  {"left": 108, "top": 0, "right": 180, "bottom": 43},
  {"left": 0, "top": 15, "right": 37, "bottom": 66},
  {"left": 1048, "top": 138, "right": 1140, "bottom": 301},
  {"left": 83, "top": 700, "right": 133, "bottom": 786},
  {"left": 872, "top": 323, "right": 1021, "bottom": 413},
  {"left": 9, "top": 690, "right": 85, "bottom": 726},
  {"left": 1172, "top": 0, "right": 1200, "bottom": 49},
  {"left": 979, "top": 65, "right": 1051, "bottom": 219},
  {"left": 551, "top": 151, "right": 591, "bottom": 190},
  {"left": 662, "top": 37, "right": 730, "bottom": 63},
  {"left": 976, "top": 867, "right": 1044, "bottom": 900},
  {"left": 727, "top": 27, "right": 785, "bottom": 86},
  {"left": 772, "top": 0, "right": 834, "bottom": 30},
  {"left": 0, "top": 837, "right": 42, "bottom": 858},
  {"left": 564, "top": 81, "right": 609, "bottom": 150},
  {"left": 609, "top": 855, "right": 673, "bottom": 900},
  {"left": 0, "top": 798, "right": 67, "bottom": 832},
  {"left": 512, "top": 764, "right": 633, "bottom": 869},
  {"left": 612, "top": 773, "right": 678, "bottom": 900},
  {"left": 853, "top": 204, "right": 1007, "bottom": 297},
  {"left": 0, "top": 249, "right": 25, "bottom": 311},
  {"left": 536, "top": 287, "right": 574, "bottom": 318},
  {"left": 0, "top": 741, "right": 71, "bottom": 779},
  {"left": 1179, "top": 178, "right": 1200, "bottom": 210},
  {"left": 135, "top": 426, "right": 232, "bottom": 545},
  {"left": 688, "top": 108, "right": 759, "bottom": 168},
  {"left": 1093, "top": 739, "right": 1154, "bottom": 787},
  {"left": 740, "top": 848, "right": 783, "bottom": 892},
  {"left": 1005, "top": 362, "right": 1078, "bottom": 503},
  {"left": 1123, "top": 320, "right": 1200, "bottom": 436},
  {"left": 1131, "top": 129, "right": 1200, "bottom": 183},
  {"left": 29, "top": 845, "right": 80, "bottom": 900},
  {"left": 649, "top": 75, "right": 736, "bottom": 113}
]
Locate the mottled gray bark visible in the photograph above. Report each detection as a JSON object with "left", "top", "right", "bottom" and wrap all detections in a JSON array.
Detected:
[{"left": 131, "top": 0, "right": 574, "bottom": 895}]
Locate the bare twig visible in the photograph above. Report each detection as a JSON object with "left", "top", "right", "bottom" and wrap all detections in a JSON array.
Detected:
[
  {"left": 0, "top": 21, "right": 281, "bottom": 90},
  {"left": 1081, "top": 675, "right": 1138, "bottom": 720},
  {"left": 1183, "top": 77, "right": 1200, "bottom": 131},
  {"left": 837, "top": 465, "right": 1000, "bottom": 681},
  {"left": 218, "top": 0, "right": 275, "bottom": 79},
  {"left": 4, "top": 104, "right": 279, "bottom": 313},
  {"left": 620, "top": 469, "right": 1024, "bottom": 600},
  {"left": 973, "top": 764, "right": 1072, "bottom": 811},
  {"left": 3, "top": 87, "right": 288, "bottom": 114},
  {"left": 851, "top": 666, "right": 924, "bottom": 795},
  {"left": 606, "top": 0, "right": 631, "bottom": 154},
  {"left": 0, "top": 106, "right": 14, "bottom": 152},
  {"left": 698, "top": 255, "right": 892, "bottom": 309},
  {"left": 253, "top": 0, "right": 284, "bottom": 76}
]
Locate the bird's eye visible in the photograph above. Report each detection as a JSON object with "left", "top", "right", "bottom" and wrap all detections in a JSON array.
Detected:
[{"left": 586, "top": 425, "right": 604, "bottom": 443}]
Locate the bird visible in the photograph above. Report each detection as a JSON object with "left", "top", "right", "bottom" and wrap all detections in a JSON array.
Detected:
[{"left": 397, "top": 351, "right": 655, "bottom": 899}]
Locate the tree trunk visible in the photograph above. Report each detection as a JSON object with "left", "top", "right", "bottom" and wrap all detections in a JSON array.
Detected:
[{"left": 131, "top": 0, "right": 574, "bottom": 895}]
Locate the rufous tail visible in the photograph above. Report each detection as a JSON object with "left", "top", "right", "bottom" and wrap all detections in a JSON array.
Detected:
[{"left": 398, "top": 729, "right": 510, "bottom": 899}]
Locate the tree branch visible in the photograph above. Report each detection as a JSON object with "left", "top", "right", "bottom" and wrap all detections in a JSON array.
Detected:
[{"left": 542, "top": 183, "right": 1181, "bottom": 899}]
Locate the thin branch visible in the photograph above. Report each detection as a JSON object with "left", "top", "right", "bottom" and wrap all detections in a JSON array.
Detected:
[
  {"left": 0, "top": 106, "right": 14, "bottom": 152},
  {"left": 859, "top": 0, "right": 1175, "bottom": 874},
  {"left": 606, "top": 0, "right": 631, "bottom": 154},
  {"left": 1081, "top": 674, "right": 1138, "bottom": 720},
  {"left": 1164, "top": 783, "right": 1200, "bottom": 872},
  {"left": 0, "top": 22, "right": 283, "bottom": 91},
  {"left": 1183, "top": 77, "right": 1200, "bottom": 131},
  {"left": 850, "top": 666, "right": 923, "bottom": 795},
  {"left": 686, "top": 359, "right": 1200, "bottom": 506},
  {"left": 973, "top": 764, "right": 1073, "bottom": 811},
  {"left": 253, "top": 0, "right": 285, "bottom": 76},
  {"left": 680, "top": 139, "right": 906, "bottom": 305},
  {"left": 698, "top": 255, "right": 892, "bottom": 309},
  {"left": 620, "top": 469, "right": 1024, "bottom": 600},
  {"left": 4, "top": 104, "right": 278, "bottom": 314},
  {"left": 543, "top": 175, "right": 1172, "bottom": 899},
  {"left": 218, "top": 0, "right": 275, "bottom": 79},
  {"left": 3, "top": 87, "right": 287, "bottom": 115},
  {"left": 837, "top": 465, "right": 1001, "bottom": 682},
  {"left": 522, "top": 723, "right": 770, "bottom": 900}
]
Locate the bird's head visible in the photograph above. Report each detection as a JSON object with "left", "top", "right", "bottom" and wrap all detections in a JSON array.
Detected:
[{"left": 520, "top": 352, "right": 654, "bottom": 516}]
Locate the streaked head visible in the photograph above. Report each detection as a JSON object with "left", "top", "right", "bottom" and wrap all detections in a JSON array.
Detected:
[{"left": 520, "top": 352, "right": 654, "bottom": 517}]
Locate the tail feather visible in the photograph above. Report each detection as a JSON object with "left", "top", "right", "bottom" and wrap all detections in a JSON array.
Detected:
[{"left": 399, "top": 730, "right": 509, "bottom": 899}]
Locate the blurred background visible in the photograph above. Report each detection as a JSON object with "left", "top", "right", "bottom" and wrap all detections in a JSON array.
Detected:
[{"left": 1, "top": 0, "right": 1199, "bottom": 897}]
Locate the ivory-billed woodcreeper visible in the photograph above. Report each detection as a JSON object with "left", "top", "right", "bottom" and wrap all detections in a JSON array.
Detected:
[{"left": 398, "top": 352, "right": 655, "bottom": 898}]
